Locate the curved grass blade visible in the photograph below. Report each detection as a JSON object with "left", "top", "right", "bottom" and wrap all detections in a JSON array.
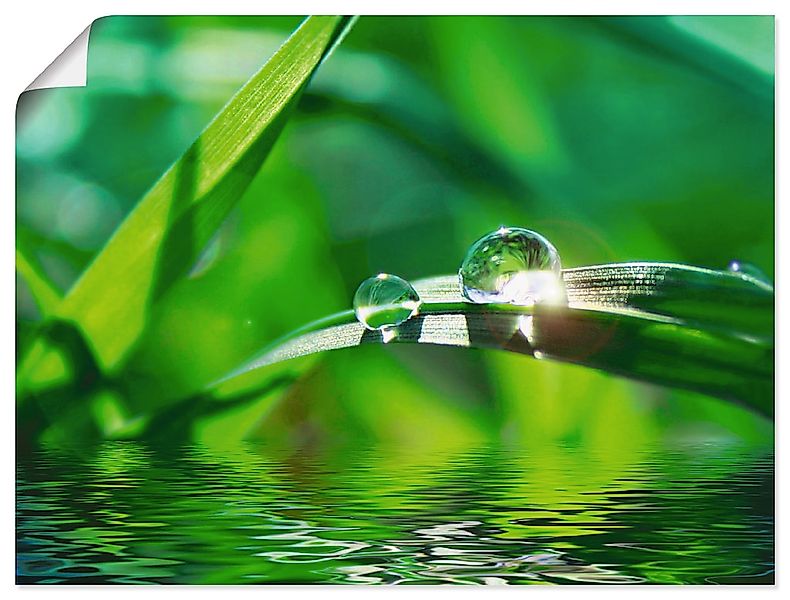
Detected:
[
  {"left": 298, "top": 87, "right": 526, "bottom": 197},
  {"left": 15, "top": 247, "right": 62, "bottom": 317},
  {"left": 18, "top": 16, "right": 356, "bottom": 392},
  {"left": 597, "top": 16, "right": 773, "bottom": 102},
  {"left": 214, "top": 263, "right": 773, "bottom": 417}
]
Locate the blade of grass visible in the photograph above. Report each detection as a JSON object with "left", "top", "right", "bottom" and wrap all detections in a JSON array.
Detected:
[
  {"left": 596, "top": 16, "right": 773, "bottom": 102},
  {"left": 18, "top": 16, "right": 356, "bottom": 393},
  {"left": 298, "top": 82, "right": 527, "bottom": 197},
  {"left": 15, "top": 247, "right": 62, "bottom": 317},
  {"left": 212, "top": 263, "right": 773, "bottom": 417}
]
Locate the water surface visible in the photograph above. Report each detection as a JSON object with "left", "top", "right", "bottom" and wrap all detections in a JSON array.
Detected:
[{"left": 17, "top": 441, "right": 774, "bottom": 584}]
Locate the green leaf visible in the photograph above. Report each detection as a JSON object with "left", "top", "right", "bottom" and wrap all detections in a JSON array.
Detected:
[
  {"left": 15, "top": 247, "right": 62, "bottom": 316},
  {"left": 213, "top": 263, "right": 773, "bottom": 417},
  {"left": 17, "top": 16, "right": 356, "bottom": 392}
]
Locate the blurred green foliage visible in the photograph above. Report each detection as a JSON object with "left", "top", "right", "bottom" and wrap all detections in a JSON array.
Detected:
[{"left": 16, "top": 16, "right": 774, "bottom": 450}]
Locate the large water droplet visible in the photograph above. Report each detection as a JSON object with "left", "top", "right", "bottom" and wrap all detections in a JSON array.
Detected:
[
  {"left": 353, "top": 273, "right": 422, "bottom": 331},
  {"left": 459, "top": 226, "right": 565, "bottom": 305}
]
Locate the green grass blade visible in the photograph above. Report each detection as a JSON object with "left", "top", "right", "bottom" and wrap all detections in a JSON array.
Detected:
[
  {"left": 15, "top": 247, "right": 63, "bottom": 317},
  {"left": 597, "top": 16, "right": 774, "bottom": 102},
  {"left": 213, "top": 263, "right": 773, "bottom": 416},
  {"left": 18, "top": 16, "right": 356, "bottom": 390}
]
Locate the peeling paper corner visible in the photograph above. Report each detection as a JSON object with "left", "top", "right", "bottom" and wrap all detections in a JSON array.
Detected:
[{"left": 25, "top": 24, "right": 92, "bottom": 92}]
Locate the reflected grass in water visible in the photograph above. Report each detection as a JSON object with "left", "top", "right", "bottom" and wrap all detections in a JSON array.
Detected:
[{"left": 17, "top": 441, "right": 773, "bottom": 584}]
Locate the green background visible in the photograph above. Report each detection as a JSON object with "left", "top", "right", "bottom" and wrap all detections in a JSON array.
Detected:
[{"left": 16, "top": 15, "right": 774, "bottom": 450}]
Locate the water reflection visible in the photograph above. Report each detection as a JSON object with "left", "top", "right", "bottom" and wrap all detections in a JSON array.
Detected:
[{"left": 17, "top": 442, "right": 773, "bottom": 584}]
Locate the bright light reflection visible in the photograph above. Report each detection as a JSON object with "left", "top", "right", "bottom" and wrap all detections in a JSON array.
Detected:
[
  {"left": 381, "top": 328, "right": 397, "bottom": 344},
  {"left": 518, "top": 314, "right": 535, "bottom": 345},
  {"left": 501, "top": 270, "right": 567, "bottom": 306}
]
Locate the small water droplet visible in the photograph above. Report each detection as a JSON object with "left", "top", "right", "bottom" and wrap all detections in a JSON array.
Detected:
[
  {"left": 353, "top": 273, "right": 422, "bottom": 331},
  {"left": 727, "top": 260, "right": 772, "bottom": 287},
  {"left": 459, "top": 227, "right": 566, "bottom": 305}
]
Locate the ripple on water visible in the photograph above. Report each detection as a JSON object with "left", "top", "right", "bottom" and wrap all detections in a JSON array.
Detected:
[{"left": 16, "top": 442, "right": 774, "bottom": 584}]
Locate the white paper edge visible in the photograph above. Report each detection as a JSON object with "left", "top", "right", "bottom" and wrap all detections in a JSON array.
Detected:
[{"left": 24, "top": 24, "right": 92, "bottom": 91}]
